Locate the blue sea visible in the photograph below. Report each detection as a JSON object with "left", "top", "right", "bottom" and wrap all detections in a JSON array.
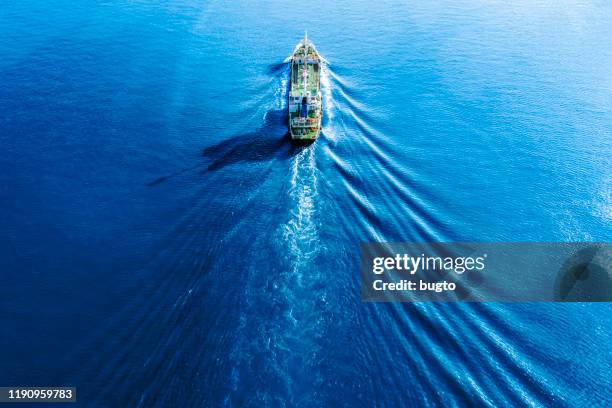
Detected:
[{"left": 1, "top": 0, "right": 611, "bottom": 406}]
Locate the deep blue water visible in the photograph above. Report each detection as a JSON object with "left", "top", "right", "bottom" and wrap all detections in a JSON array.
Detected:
[{"left": 1, "top": 0, "right": 612, "bottom": 406}]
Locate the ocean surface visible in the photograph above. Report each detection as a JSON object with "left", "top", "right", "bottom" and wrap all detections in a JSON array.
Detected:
[{"left": 1, "top": 0, "right": 611, "bottom": 406}]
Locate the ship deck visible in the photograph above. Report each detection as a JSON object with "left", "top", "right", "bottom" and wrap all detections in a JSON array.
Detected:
[
  {"left": 289, "top": 42, "right": 321, "bottom": 140},
  {"left": 290, "top": 63, "right": 319, "bottom": 96}
]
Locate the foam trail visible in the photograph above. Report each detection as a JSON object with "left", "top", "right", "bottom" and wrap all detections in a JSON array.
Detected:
[
  {"left": 274, "top": 66, "right": 289, "bottom": 110},
  {"left": 320, "top": 63, "right": 349, "bottom": 144},
  {"left": 283, "top": 146, "right": 319, "bottom": 275},
  {"left": 262, "top": 64, "right": 290, "bottom": 123},
  {"left": 320, "top": 64, "right": 334, "bottom": 121}
]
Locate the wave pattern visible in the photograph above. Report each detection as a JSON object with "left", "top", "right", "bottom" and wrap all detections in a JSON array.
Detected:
[
  {"left": 44, "top": 52, "right": 609, "bottom": 408},
  {"left": 3, "top": 1, "right": 611, "bottom": 406}
]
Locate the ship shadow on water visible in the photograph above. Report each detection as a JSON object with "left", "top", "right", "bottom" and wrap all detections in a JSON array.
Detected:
[
  {"left": 146, "top": 64, "right": 315, "bottom": 185},
  {"left": 202, "top": 108, "right": 309, "bottom": 172}
]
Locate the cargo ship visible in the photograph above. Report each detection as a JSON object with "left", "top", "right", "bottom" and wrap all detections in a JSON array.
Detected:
[{"left": 289, "top": 33, "right": 322, "bottom": 140}]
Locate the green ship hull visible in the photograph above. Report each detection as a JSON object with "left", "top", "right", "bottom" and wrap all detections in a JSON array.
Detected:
[{"left": 289, "top": 34, "right": 322, "bottom": 140}]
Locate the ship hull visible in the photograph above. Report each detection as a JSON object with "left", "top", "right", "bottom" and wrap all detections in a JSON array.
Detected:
[
  {"left": 289, "top": 126, "right": 320, "bottom": 141},
  {"left": 288, "top": 36, "right": 322, "bottom": 141}
]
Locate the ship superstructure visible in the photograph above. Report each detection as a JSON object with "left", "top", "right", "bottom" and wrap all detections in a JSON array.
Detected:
[{"left": 289, "top": 33, "right": 322, "bottom": 140}]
